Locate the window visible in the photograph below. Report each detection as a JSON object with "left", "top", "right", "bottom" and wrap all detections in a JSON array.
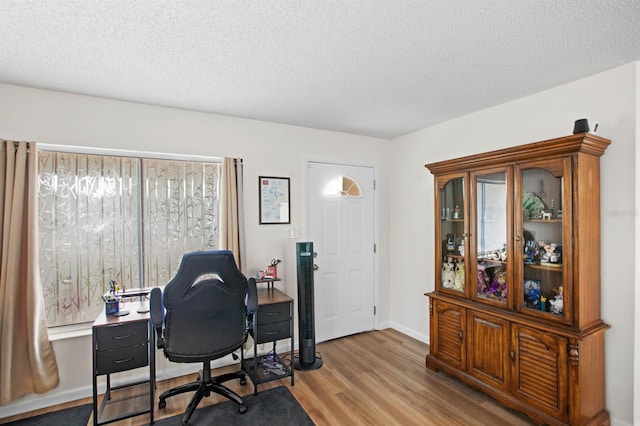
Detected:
[
  {"left": 323, "top": 175, "right": 362, "bottom": 197},
  {"left": 38, "top": 150, "right": 221, "bottom": 327}
]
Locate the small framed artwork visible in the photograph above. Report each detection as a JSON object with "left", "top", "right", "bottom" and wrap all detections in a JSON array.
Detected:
[{"left": 259, "top": 176, "right": 290, "bottom": 224}]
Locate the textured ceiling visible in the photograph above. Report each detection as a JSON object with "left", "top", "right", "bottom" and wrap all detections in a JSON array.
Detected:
[{"left": 1, "top": 1, "right": 639, "bottom": 139}]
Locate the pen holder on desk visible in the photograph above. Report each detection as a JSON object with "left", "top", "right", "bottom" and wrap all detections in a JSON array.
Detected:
[
  {"left": 105, "top": 300, "right": 119, "bottom": 315},
  {"left": 103, "top": 294, "right": 121, "bottom": 315},
  {"left": 267, "top": 265, "right": 278, "bottom": 279}
]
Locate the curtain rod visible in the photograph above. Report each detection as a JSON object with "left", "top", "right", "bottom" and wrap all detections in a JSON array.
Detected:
[
  {"left": 6, "top": 140, "right": 32, "bottom": 153},
  {"left": 38, "top": 143, "right": 222, "bottom": 163}
]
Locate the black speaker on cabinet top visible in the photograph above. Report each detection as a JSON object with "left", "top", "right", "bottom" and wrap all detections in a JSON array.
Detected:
[{"left": 293, "top": 241, "right": 323, "bottom": 370}]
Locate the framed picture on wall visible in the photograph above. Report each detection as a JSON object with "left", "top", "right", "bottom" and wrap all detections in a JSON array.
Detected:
[{"left": 259, "top": 176, "right": 290, "bottom": 224}]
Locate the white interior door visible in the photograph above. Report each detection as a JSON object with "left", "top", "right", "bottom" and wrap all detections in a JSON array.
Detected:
[{"left": 308, "top": 161, "right": 375, "bottom": 343}]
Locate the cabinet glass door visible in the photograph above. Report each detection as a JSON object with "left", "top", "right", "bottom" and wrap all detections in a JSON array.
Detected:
[
  {"left": 516, "top": 159, "right": 571, "bottom": 323},
  {"left": 436, "top": 174, "right": 466, "bottom": 294},
  {"left": 472, "top": 169, "right": 512, "bottom": 307}
]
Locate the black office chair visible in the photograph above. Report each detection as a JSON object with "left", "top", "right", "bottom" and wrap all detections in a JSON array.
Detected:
[{"left": 150, "top": 250, "right": 258, "bottom": 425}]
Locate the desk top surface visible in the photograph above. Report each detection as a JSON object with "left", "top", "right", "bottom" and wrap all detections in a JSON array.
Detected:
[
  {"left": 93, "top": 288, "right": 293, "bottom": 326},
  {"left": 255, "top": 277, "right": 281, "bottom": 283},
  {"left": 257, "top": 287, "right": 293, "bottom": 305},
  {"left": 93, "top": 300, "right": 150, "bottom": 327}
]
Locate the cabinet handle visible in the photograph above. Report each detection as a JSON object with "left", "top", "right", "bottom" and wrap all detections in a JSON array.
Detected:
[
  {"left": 267, "top": 312, "right": 280, "bottom": 316},
  {"left": 267, "top": 331, "right": 279, "bottom": 335},
  {"left": 510, "top": 349, "right": 515, "bottom": 363},
  {"left": 458, "top": 330, "right": 463, "bottom": 342},
  {"left": 113, "top": 357, "right": 134, "bottom": 364},
  {"left": 113, "top": 334, "right": 134, "bottom": 340}
]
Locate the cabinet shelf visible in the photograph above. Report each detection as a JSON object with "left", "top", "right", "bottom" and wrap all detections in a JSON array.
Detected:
[
  {"left": 525, "top": 263, "right": 563, "bottom": 271},
  {"left": 242, "top": 352, "right": 292, "bottom": 385}
]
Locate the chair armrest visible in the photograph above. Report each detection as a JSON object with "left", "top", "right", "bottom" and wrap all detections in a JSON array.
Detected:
[
  {"left": 246, "top": 277, "right": 258, "bottom": 314},
  {"left": 149, "top": 287, "right": 165, "bottom": 348}
]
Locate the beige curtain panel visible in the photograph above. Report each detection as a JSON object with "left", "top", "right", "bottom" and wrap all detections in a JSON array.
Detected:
[
  {"left": 0, "top": 140, "right": 59, "bottom": 405},
  {"left": 220, "top": 157, "right": 241, "bottom": 269}
]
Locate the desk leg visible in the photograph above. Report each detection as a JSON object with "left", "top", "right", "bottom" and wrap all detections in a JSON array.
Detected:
[
  {"left": 149, "top": 321, "right": 155, "bottom": 424},
  {"left": 290, "top": 329, "right": 295, "bottom": 386},
  {"left": 92, "top": 331, "right": 98, "bottom": 426},
  {"left": 92, "top": 363, "right": 98, "bottom": 425}
]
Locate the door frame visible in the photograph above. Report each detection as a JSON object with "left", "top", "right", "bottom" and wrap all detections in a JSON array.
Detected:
[{"left": 304, "top": 158, "right": 380, "bottom": 335}]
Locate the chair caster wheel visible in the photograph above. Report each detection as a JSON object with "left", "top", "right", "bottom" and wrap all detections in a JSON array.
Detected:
[
  {"left": 238, "top": 404, "right": 247, "bottom": 414},
  {"left": 240, "top": 377, "right": 246, "bottom": 385},
  {"left": 159, "top": 399, "right": 166, "bottom": 409}
]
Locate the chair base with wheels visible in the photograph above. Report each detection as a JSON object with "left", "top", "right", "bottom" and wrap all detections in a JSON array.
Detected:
[{"left": 158, "top": 360, "right": 247, "bottom": 424}]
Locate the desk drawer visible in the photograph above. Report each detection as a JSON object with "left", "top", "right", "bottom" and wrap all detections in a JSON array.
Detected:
[
  {"left": 255, "top": 320, "right": 290, "bottom": 344},
  {"left": 95, "top": 322, "right": 148, "bottom": 350},
  {"left": 96, "top": 344, "right": 148, "bottom": 375},
  {"left": 257, "top": 303, "right": 290, "bottom": 325}
]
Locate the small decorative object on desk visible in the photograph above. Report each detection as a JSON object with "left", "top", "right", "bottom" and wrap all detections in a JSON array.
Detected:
[
  {"left": 267, "top": 258, "right": 281, "bottom": 279},
  {"left": 103, "top": 279, "right": 123, "bottom": 315}
]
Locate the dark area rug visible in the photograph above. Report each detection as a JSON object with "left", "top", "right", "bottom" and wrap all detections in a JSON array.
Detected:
[
  {"left": 3, "top": 403, "right": 92, "bottom": 425},
  {"left": 151, "top": 386, "right": 314, "bottom": 425}
]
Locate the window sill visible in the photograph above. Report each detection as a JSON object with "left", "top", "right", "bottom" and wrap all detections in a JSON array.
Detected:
[{"left": 48, "top": 323, "right": 93, "bottom": 341}]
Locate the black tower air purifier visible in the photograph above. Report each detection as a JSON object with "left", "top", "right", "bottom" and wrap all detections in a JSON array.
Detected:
[{"left": 293, "top": 242, "right": 323, "bottom": 370}]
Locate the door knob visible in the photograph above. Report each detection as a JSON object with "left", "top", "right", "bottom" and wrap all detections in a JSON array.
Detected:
[{"left": 313, "top": 264, "right": 319, "bottom": 271}]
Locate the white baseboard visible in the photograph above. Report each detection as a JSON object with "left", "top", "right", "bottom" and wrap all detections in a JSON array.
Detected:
[{"left": 387, "top": 322, "right": 429, "bottom": 344}]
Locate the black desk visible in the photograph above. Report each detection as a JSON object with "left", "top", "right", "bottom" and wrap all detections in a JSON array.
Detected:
[
  {"left": 241, "top": 288, "right": 294, "bottom": 394},
  {"left": 92, "top": 301, "right": 155, "bottom": 425}
]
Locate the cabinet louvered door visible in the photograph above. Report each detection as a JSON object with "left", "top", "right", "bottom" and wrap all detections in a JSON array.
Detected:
[
  {"left": 467, "top": 310, "right": 510, "bottom": 391},
  {"left": 511, "top": 324, "right": 568, "bottom": 421},
  {"left": 432, "top": 300, "right": 465, "bottom": 370}
]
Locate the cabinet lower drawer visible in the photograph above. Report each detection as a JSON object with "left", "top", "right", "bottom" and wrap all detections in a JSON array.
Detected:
[
  {"left": 257, "top": 303, "right": 290, "bottom": 325},
  {"left": 96, "top": 344, "right": 149, "bottom": 375},
  {"left": 255, "top": 320, "right": 290, "bottom": 344},
  {"left": 95, "top": 321, "right": 148, "bottom": 350}
]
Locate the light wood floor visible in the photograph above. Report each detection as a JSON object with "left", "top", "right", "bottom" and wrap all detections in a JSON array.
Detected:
[{"left": 2, "top": 329, "right": 534, "bottom": 425}]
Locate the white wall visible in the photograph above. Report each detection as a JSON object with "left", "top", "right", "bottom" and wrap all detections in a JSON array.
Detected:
[
  {"left": 0, "top": 83, "right": 393, "bottom": 416},
  {"left": 390, "top": 62, "right": 638, "bottom": 425}
]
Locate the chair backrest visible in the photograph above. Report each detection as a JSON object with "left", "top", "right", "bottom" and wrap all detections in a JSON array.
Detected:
[{"left": 161, "top": 250, "right": 249, "bottom": 363}]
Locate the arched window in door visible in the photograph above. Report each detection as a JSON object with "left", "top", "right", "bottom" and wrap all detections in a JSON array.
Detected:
[{"left": 323, "top": 175, "right": 362, "bottom": 197}]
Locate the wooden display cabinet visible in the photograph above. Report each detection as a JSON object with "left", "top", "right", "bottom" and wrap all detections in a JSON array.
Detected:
[{"left": 425, "top": 133, "right": 610, "bottom": 425}]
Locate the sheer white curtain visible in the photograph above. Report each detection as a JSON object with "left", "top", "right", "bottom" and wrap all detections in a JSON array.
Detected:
[{"left": 0, "top": 140, "right": 59, "bottom": 405}]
